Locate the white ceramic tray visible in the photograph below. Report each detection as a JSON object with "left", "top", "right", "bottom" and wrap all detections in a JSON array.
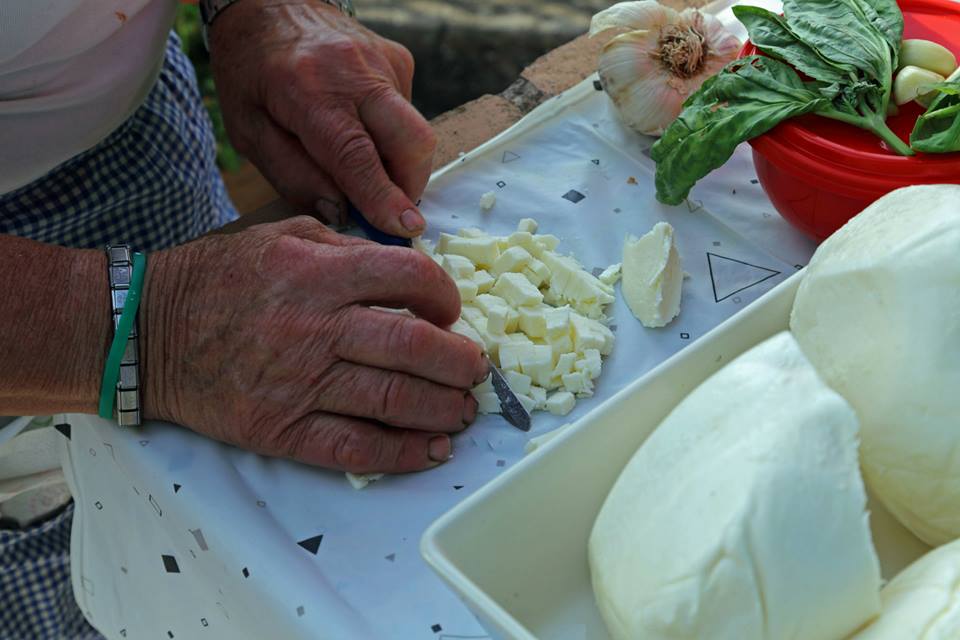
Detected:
[{"left": 421, "top": 272, "right": 932, "bottom": 640}]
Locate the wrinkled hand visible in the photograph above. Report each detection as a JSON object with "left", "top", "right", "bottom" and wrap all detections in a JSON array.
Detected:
[
  {"left": 209, "top": 0, "right": 435, "bottom": 237},
  {"left": 141, "top": 217, "right": 486, "bottom": 473}
]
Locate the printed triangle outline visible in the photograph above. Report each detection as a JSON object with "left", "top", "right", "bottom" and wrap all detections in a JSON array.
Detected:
[{"left": 706, "top": 252, "right": 781, "bottom": 303}]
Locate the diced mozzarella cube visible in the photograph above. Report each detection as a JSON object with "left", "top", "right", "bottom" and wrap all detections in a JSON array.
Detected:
[
  {"left": 455, "top": 279, "right": 478, "bottom": 302},
  {"left": 474, "top": 293, "right": 510, "bottom": 316},
  {"left": 450, "top": 318, "right": 484, "bottom": 349},
  {"left": 575, "top": 348, "right": 603, "bottom": 380},
  {"left": 492, "top": 272, "right": 544, "bottom": 308},
  {"left": 542, "top": 287, "right": 562, "bottom": 306},
  {"left": 505, "top": 308, "right": 520, "bottom": 333},
  {"left": 562, "top": 370, "right": 594, "bottom": 396},
  {"left": 527, "top": 258, "right": 550, "bottom": 282},
  {"left": 548, "top": 334, "right": 574, "bottom": 359},
  {"left": 440, "top": 235, "right": 500, "bottom": 267},
  {"left": 492, "top": 246, "right": 533, "bottom": 277},
  {"left": 473, "top": 269, "right": 495, "bottom": 293},
  {"left": 458, "top": 227, "right": 487, "bottom": 238},
  {"left": 442, "top": 254, "right": 476, "bottom": 279},
  {"left": 519, "top": 344, "right": 554, "bottom": 387},
  {"left": 504, "top": 370, "right": 532, "bottom": 396},
  {"left": 540, "top": 251, "right": 615, "bottom": 316},
  {"left": 546, "top": 391, "right": 576, "bottom": 416},
  {"left": 460, "top": 304, "right": 485, "bottom": 325},
  {"left": 498, "top": 342, "right": 530, "bottom": 373},
  {"left": 486, "top": 306, "right": 509, "bottom": 335},
  {"left": 474, "top": 391, "right": 501, "bottom": 414},
  {"left": 506, "top": 231, "right": 540, "bottom": 256},
  {"left": 529, "top": 385, "right": 547, "bottom": 410},
  {"left": 345, "top": 472, "right": 385, "bottom": 490},
  {"left": 479, "top": 191, "right": 497, "bottom": 211},
  {"left": 535, "top": 234, "right": 561, "bottom": 252},
  {"left": 517, "top": 218, "right": 539, "bottom": 233},
  {"left": 413, "top": 237, "right": 435, "bottom": 255},
  {"left": 571, "top": 312, "right": 615, "bottom": 355},
  {"left": 518, "top": 306, "right": 547, "bottom": 338},
  {"left": 552, "top": 352, "right": 578, "bottom": 378},
  {"left": 506, "top": 333, "right": 533, "bottom": 344},
  {"left": 598, "top": 263, "right": 622, "bottom": 285},
  {"left": 544, "top": 305, "right": 571, "bottom": 338}
]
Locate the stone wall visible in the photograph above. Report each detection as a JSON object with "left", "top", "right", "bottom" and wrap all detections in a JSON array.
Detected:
[{"left": 356, "top": 0, "right": 615, "bottom": 117}]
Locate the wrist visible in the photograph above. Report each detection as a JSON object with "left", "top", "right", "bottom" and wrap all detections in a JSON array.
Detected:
[{"left": 140, "top": 247, "right": 183, "bottom": 424}]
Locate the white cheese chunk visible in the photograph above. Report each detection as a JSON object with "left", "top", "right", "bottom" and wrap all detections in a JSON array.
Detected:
[
  {"left": 545, "top": 391, "right": 576, "bottom": 416},
  {"left": 505, "top": 333, "right": 532, "bottom": 345},
  {"left": 459, "top": 304, "right": 485, "bottom": 325},
  {"left": 455, "top": 279, "right": 478, "bottom": 302},
  {"left": 442, "top": 254, "right": 476, "bottom": 279},
  {"left": 474, "top": 391, "right": 501, "bottom": 415},
  {"left": 571, "top": 312, "right": 614, "bottom": 355},
  {"left": 412, "top": 237, "right": 435, "bottom": 255},
  {"left": 562, "top": 370, "right": 593, "bottom": 396},
  {"left": 621, "top": 222, "right": 683, "bottom": 328},
  {"left": 575, "top": 348, "right": 602, "bottom": 380},
  {"left": 517, "top": 218, "right": 539, "bottom": 233},
  {"left": 790, "top": 185, "right": 960, "bottom": 546},
  {"left": 474, "top": 294, "right": 510, "bottom": 316},
  {"left": 543, "top": 305, "right": 571, "bottom": 338},
  {"left": 516, "top": 394, "right": 536, "bottom": 414},
  {"left": 486, "top": 306, "right": 510, "bottom": 335},
  {"left": 506, "top": 231, "right": 540, "bottom": 256},
  {"left": 504, "top": 370, "right": 532, "bottom": 396},
  {"left": 472, "top": 376, "right": 494, "bottom": 394},
  {"left": 851, "top": 538, "right": 960, "bottom": 639},
  {"left": 498, "top": 342, "right": 531, "bottom": 373},
  {"left": 518, "top": 306, "right": 547, "bottom": 338},
  {"left": 450, "top": 318, "right": 484, "bottom": 349},
  {"left": 458, "top": 227, "right": 487, "bottom": 238},
  {"left": 479, "top": 191, "right": 497, "bottom": 211},
  {"left": 518, "top": 344, "right": 553, "bottom": 387},
  {"left": 589, "top": 332, "right": 881, "bottom": 640},
  {"left": 540, "top": 251, "right": 615, "bottom": 318},
  {"left": 472, "top": 269, "right": 495, "bottom": 293},
  {"left": 598, "top": 263, "right": 622, "bottom": 285},
  {"left": 547, "top": 334, "right": 574, "bottom": 359},
  {"left": 492, "top": 272, "right": 544, "bottom": 308},
  {"left": 492, "top": 246, "right": 533, "bottom": 277},
  {"left": 439, "top": 234, "right": 500, "bottom": 267},
  {"left": 552, "top": 352, "right": 578, "bottom": 378},
  {"left": 345, "top": 472, "right": 385, "bottom": 490},
  {"left": 529, "top": 385, "right": 547, "bottom": 410},
  {"left": 535, "top": 234, "right": 561, "bottom": 252}
]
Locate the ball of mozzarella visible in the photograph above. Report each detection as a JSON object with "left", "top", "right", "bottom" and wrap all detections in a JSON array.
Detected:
[
  {"left": 790, "top": 184, "right": 960, "bottom": 547},
  {"left": 589, "top": 332, "right": 881, "bottom": 640},
  {"left": 852, "top": 538, "right": 960, "bottom": 639}
]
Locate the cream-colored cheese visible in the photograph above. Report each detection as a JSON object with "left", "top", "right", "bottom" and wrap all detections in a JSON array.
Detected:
[
  {"left": 852, "top": 538, "right": 960, "bottom": 639},
  {"left": 454, "top": 279, "right": 477, "bottom": 302},
  {"left": 491, "top": 272, "right": 544, "bottom": 308},
  {"left": 545, "top": 391, "right": 576, "bottom": 416},
  {"left": 472, "top": 269, "right": 495, "bottom": 293},
  {"left": 438, "top": 234, "right": 500, "bottom": 267},
  {"left": 518, "top": 306, "right": 547, "bottom": 338},
  {"left": 345, "top": 472, "right": 384, "bottom": 490},
  {"left": 491, "top": 246, "right": 533, "bottom": 277},
  {"left": 517, "top": 218, "right": 539, "bottom": 233},
  {"left": 479, "top": 191, "right": 497, "bottom": 211},
  {"left": 621, "top": 222, "right": 683, "bottom": 328},
  {"left": 589, "top": 332, "right": 881, "bottom": 640},
  {"left": 790, "top": 184, "right": 960, "bottom": 547},
  {"left": 442, "top": 254, "right": 475, "bottom": 279}
]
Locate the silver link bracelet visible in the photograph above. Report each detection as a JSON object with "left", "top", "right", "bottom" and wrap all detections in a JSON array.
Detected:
[{"left": 105, "top": 244, "right": 142, "bottom": 426}]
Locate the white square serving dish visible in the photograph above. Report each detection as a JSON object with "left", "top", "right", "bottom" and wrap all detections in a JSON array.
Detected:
[{"left": 421, "top": 272, "right": 932, "bottom": 640}]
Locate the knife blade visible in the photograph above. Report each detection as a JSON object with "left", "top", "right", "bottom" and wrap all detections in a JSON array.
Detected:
[{"left": 488, "top": 363, "right": 531, "bottom": 432}]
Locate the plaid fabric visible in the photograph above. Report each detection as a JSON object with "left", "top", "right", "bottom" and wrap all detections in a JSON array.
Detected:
[
  {"left": 0, "top": 31, "right": 238, "bottom": 250},
  {"left": 0, "top": 503, "right": 100, "bottom": 640},
  {"left": 0, "top": 31, "right": 238, "bottom": 639}
]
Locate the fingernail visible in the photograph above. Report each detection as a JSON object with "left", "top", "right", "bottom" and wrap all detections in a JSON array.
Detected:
[
  {"left": 400, "top": 208, "right": 425, "bottom": 233},
  {"left": 428, "top": 435, "right": 452, "bottom": 462},
  {"left": 463, "top": 394, "right": 478, "bottom": 425},
  {"left": 474, "top": 356, "right": 491, "bottom": 385}
]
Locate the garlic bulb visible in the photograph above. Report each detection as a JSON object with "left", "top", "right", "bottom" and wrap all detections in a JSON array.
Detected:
[{"left": 590, "top": 1, "right": 741, "bottom": 136}]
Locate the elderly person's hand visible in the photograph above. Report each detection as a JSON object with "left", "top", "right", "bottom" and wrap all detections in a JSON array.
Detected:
[
  {"left": 208, "top": 0, "right": 434, "bottom": 237},
  {"left": 141, "top": 217, "right": 485, "bottom": 472}
]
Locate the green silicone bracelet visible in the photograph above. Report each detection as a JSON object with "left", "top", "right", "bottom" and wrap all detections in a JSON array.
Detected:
[{"left": 98, "top": 252, "right": 146, "bottom": 420}]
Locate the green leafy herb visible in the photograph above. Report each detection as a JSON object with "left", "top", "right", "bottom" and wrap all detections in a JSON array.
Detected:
[
  {"left": 652, "top": 0, "right": 910, "bottom": 205},
  {"left": 651, "top": 56, "right": 828, "bottom": 205},
  {"left": 910, "top": 81, "right": 960, "bottom": 153}
]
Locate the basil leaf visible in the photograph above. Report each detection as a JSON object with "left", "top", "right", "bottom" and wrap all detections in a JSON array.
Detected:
[
  {"left": 733, "top": 5, "right": 855, "bottom": 90},
  {"left": 652, "top": 56, "right": 828, "bottom": 205},
  {"left": 910, "top": 81, "right": 960, "bottom": 153},
  {"left": 850, "top": 0, "right": 904, "bottom": 61},
  {"left": 783, "top": 0, "right": 892, "bottom": 85}
]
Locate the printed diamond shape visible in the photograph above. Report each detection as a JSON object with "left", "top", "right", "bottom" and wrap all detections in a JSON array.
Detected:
[
  {"left": 562, "top": 189, "right": 585, "bottom": 203},
  {"left": 162, "top": 555, "right": 180, "bottom": 573}
]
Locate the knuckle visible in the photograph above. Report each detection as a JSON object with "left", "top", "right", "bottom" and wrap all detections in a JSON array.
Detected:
[
  {"left": 334, "top": 131, "right": 378, "bottom": 174},
  {"left": 333, "top": 426, "right": 380, "bottom": 471},
  {"left": 378, "top": 374, "right": 409, "bottom": 423}
]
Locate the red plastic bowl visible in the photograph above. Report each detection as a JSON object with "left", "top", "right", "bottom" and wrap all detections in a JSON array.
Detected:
[{"left": 740, "top": 0, "right": 960, "bottom": 241}]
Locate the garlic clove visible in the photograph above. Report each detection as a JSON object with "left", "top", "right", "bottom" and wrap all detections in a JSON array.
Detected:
[
  {"left": 691, "top": 10, "right": 744, "bottom": 63},
  {"left": 589, "top": 0, "right": 679, "bottom": 37}
]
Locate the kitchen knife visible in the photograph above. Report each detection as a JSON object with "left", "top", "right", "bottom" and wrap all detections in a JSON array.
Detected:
[{"left": 488, "top": 363, "right": 532, "bottom": 432}]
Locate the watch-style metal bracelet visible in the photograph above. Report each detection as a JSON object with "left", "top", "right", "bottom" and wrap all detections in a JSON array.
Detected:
[
  {"left": 105, "top": 245, "right": 142, "bottom": 427},
  {"left": 199, "top": 0, "right": 356, "bottom": 49}
]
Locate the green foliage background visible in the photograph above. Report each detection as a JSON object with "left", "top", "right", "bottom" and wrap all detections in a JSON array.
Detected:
[{"left": 174, "top": 5, "right": 242, "bottom": 172}]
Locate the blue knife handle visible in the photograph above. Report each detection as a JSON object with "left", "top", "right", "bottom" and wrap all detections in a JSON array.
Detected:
[{"left": 347, "top": 203, "right": 412, "bottom": 247}]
